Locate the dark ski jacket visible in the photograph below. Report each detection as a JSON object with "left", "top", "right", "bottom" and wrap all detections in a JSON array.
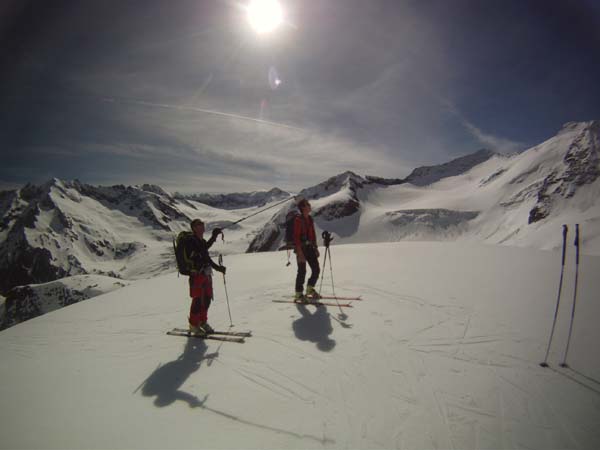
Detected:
[{"left": 184, "top": 234, "right": 220, "bottom": 274}]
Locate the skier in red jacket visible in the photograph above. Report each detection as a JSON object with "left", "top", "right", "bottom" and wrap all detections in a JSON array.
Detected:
[{"left": 293, "top": 199, "right": 320, "bottom": 301}]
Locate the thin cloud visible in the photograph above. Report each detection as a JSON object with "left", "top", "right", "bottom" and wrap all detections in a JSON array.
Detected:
[
  {"left": 461, "top": 120, "right": 525, "bottom": 154},
  {"left": 441, "top": 99, "right": 525, "bottom": 154}
]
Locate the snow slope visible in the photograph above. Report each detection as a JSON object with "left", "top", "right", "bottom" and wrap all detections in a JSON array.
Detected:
[{"left": 1, "top": 242, "right": 599, "bottom": 449}]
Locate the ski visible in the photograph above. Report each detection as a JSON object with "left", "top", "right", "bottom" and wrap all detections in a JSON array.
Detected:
[
  {"left": 167, "top": 330, "right": 245, "bottom": 343},
  {"left": 317, "top": 295, "right": 362, "bottom": 301},
  {"left": 172, "top": 328, "right": 252, "bottom": 337},
  {"left": 287, "top": 295, "right": 362, "bottom": 301},
  {"left": 273, "top": 299, "right": 353, "bottom": 308}
]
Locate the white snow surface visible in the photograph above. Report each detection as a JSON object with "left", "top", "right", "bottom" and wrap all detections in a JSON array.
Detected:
[{"left": 1, "top": 242, "right": 599, "bottom": 449}]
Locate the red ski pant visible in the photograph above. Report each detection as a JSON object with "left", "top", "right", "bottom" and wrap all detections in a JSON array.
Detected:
[{"left": 189, "top": 273, "right": 213, "bottom": 326}]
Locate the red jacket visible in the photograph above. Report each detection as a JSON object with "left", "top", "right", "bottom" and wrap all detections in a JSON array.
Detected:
[{"left": 293, "top": 215, "right": 317, "bottom": 249}]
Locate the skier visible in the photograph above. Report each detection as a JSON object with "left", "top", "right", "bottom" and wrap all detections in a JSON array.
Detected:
[
  {"left": 185, "top": 219, "right": 226, "bottom": 335},
  {"left": 293, "top": 199, "right": 320, "bottom": 301}
]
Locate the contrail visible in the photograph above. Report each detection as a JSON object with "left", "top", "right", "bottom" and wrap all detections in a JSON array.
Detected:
[{"left": 103, "top": 97, "right": 305, "bottom": 132}]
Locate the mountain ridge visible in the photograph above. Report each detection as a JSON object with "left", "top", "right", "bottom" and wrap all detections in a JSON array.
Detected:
[{"left": 1, "top": 120, "right": 599, "bottom": 329}]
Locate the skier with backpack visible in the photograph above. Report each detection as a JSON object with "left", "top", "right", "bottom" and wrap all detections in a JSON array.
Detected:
[
  {"left": 290, "top": 198, "right": 320, "bottom": 301},
  {"left": 174, "top": 219, "right": 226, "bottom": 335}
]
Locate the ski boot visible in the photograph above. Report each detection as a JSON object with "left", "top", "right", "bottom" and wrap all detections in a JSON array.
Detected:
[
  {"left": 189, "top": 323, "right": 206, "bottom": 336},
  {"left": 199, "top": 321, "right": 214, "bottom": 334},
  {"left": 306, "top": 285, "right": 321, "bottom": 301},
  {"left": 294, "top": 291, "right": 307, "bottom": 303}
]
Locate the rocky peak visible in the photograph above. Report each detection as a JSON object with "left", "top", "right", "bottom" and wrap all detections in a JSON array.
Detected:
[
  {"left": 139, "top": 184, "right": 170, "bottom": 197},
  {"left": 175, "top": 187, "right": 291, "bottom": 210},
  {"left": 406, "top": 149, "right": 498, "bottom": 187},
  {"left": 0, "top": 179, "right": 194, "bottom": 295},
  {"left": 296, "top": 171, "right": 366, "bottom": 202},
  {"left": 247, "top": 172, "right": 367, "bottom": 252},
  {"left": 528, "top": 120, "right": 600, "bottom": 223},
  {"left": 557, "top": 120, "right": 600, "bottom": 137}
]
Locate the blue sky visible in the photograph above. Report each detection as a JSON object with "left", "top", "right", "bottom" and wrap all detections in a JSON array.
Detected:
[{"left": 1, "top": 0, "right": 599, "bottom": 192}]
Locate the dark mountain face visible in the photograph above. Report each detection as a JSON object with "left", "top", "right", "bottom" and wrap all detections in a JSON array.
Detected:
[
  {"left": 0, "top": 180, "right": 192, "bottom": 295},
  {"left": 175, "top": 188, "right": 291, "bottom": 210},
  {"left": 0, "top": 179, "right": 296, "bottom": 296},
  {"left": 528, "top": 121, "right": 600, "bottom": 223},
  {"left": 247, "top": 172, "right": 367, "bottom": 252}
]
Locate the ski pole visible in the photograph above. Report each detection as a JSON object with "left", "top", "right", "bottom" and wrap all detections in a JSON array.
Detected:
[
  {"left": 318, "top": 245, "right": 328, "bottom": 295},
  {"left": 540, "top": 224, "right": 568, "bottom": 367},
  {"left": 326, "top": 246, "right": 337, "bottom": 299},
  {"left": 218, "top": 254, "right": 233, "bottom": 327},
  {"left": 560, "top": 224, "right": 580, "bottom": 368},
  {"left": 318, "top": 231, "right": 336, "bottom": 297},
  {"left": 211, "top": 196, "right": 294, "bottom": 242},
  {"left": 221, "top": 196, "right": 295, "bottom": 231}
]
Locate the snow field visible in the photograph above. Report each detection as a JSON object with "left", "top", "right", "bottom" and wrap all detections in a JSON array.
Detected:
[{"left": 0, "top": 242, "right": 599, "bottom": 449}]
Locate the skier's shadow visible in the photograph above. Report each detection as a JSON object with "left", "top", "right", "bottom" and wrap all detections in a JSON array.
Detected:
[
  {"left": 293, "top": 304, "right": 336, "bottom": 352},
  {"left": 140, "top": 338, "right": 218, "bottom": 408}
]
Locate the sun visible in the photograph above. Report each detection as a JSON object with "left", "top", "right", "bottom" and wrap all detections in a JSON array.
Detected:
[{"left": 247, "top": 0, "right": 283, "bottom": 34}]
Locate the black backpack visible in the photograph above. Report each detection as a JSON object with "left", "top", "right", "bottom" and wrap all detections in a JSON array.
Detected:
[
  {"left": 173, "top": 231, "right": 194, "bottom": 275},
  {"left": 283, "top": 210, "right": 300, "bottom": 249}
]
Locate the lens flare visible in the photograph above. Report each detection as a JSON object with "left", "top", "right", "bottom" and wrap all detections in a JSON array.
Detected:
[
  {"left": 247, "top": 0, "right": 283, "bottom": 34},
  {"left": 268, "top": 66, "right": 282, "bottom": 90}
]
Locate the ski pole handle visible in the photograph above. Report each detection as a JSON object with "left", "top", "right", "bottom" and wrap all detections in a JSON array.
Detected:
[
  {"left": 574, "top": 224, "right": 579, "bottom": 265},
  {"left": 561, "top": 224, "right": 568, "bottom": 266}
]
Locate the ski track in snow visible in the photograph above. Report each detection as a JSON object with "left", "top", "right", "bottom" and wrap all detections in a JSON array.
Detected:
[
  {"left": 340, "top": 270, "right": 598, "bottom": 449},
  {"left": 1, "top": 242, "right": 600, "bottom": 449}
]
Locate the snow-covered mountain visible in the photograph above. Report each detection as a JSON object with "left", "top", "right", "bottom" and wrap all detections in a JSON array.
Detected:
[
  {"left": 175, "top": 188, "right": 290, "bottom": 210},
  {"left": 405, "top": 148, "right": 499, "bottom": 186},
  {"left": 0, "top": 180, "right": 192, "bottom": 292},
  {"left": 0, "top": 180, "right": 288, "bottom": 329},
  {"left": 249, "top": 120, "right": 600, "bottom": 254},
  {"left": 246, "top": 172, "right": 406, "bottom": 252},
  {"left": 1, "top": 275, "right": 130, "bottom": 330},
  {"left": 2, "top": 120, "right": 599, "bottom": 329}
]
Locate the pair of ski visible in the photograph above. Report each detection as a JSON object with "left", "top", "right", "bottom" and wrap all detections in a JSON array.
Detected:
[
  {"left": 273, "top": 295, "right": 362, "bottom": 308},
  {"left": 167, "top": 328, "right": 251, "bottom": 343}
]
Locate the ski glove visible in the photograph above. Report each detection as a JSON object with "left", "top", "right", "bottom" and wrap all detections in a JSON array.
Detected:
[
  {"left": 215, "top": 265, "right": 226, "bottom": 275},
  {"left": 211, "top": 228, "right": 223, "bottom": 239}
]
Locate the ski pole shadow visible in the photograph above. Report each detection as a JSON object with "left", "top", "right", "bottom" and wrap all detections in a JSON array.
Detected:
[
  {"left": 139, "top": 338, "right": 218, "bottom": 407},
  {"left": 330, "top": 312, "right": 353, "bottom": 329},
  {"left": 548, "top": 365, "right": 600, "bottom": 396},
  {"left": 292, "top": 304, "right": 336, "bottom": 352}
]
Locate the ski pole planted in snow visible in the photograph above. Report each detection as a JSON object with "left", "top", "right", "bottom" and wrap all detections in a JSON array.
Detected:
[
  {"left": 318, "top": 231, "right": 337, "bottom": 298},
  {"left": 560, "top": 224, "right": 580, "bottom": 368},
  {"left": 540, "top": 224, "right": 568, "bottom": 368},
  {"left": 218, "top": 254, "right": 233, "bottom": 327}
]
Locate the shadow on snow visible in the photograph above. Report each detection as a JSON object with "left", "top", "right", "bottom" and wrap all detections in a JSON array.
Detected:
[
  {"left": 137, "top": 337, "right": 335, "bottom": 445},
  {"left": 293, "top": 303, "right": 336, "bottom": 352},
  {"left": 141, "top": 337, "right": 216, "bottom": 407}
]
